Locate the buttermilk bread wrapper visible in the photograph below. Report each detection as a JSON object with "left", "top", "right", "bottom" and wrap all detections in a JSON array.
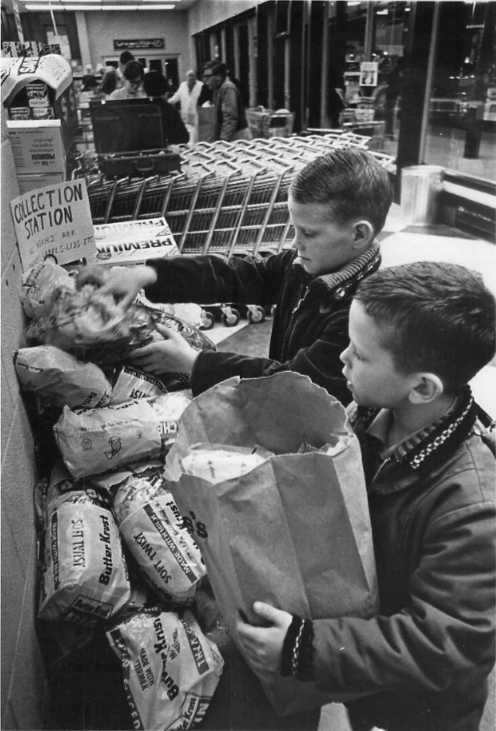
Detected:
[
  {"left": 107, "top": 608, "right": 223, "bottom": 730},
  {"left": 113, "top": 476, "right": 206, "bottom": 605},
  {"left": 38, "top": 465, "right": 131, "bottom": 625}
]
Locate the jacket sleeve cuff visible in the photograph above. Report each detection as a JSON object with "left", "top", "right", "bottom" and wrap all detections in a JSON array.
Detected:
[{"left": 280, "top": 615, "right": 315, "bottom": 682}]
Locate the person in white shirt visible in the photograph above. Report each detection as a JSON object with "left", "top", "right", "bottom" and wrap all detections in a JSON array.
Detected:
[
  {"left": 109, "top": 60, "right": 147, "bottom": 101},
  {"left": 168, "top": 69, "right": 204, "bottom": 144}
]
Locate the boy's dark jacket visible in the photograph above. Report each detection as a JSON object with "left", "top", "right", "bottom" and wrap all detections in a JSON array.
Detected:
[
  {"left": 311, "top": 395, "right": 495, "bottom": 731},
  {"left": 145, "top": 246, "right": 381, "bottom": 402}
]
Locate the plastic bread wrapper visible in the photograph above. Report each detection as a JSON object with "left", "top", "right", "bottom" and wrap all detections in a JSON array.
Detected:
[
  {"left": 89, "top": 458, "right": 167, "bottom": 497},
  {"left": 53, "top": 392, "right": 192, "bottom": 480},
  {"left": 164, "top": 372, "right": 379, "bottom": 716},
  {"left": 106, "top": 608, "right": 224, "bottom": 730},
  {"left": 135, "top": 293, "right": 204, "bottom": 330},
  {"left": 92, "top": 457, "right": 206, "bottom": 606},
  {"left": 37, "top": 462, "right": 131, "bottom": 625},
  {"left": 21, "top": 260, "right": 76, "bottom": 320},
  {"left": 112, "top": 475, "right": 206, "bottom": 606},
  {"left": 15, "top": 345, "right": 112, "bottom": 410},
  {"left": 109, "top": 365, "right": 171, "bottom": 405},
  {"left": 25, "top": 283, "right": 216, "bottom": 370}
]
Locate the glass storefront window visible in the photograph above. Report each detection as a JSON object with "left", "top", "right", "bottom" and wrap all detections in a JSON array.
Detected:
[
  {"left": 369, "top": 1, "right": 413, "bottom": 158},
  {"left": 331, "top": 1, "right": 413, "bottom": 156},
  {"left": 424, "top": 0, "right": 496, "bottom": 180}
]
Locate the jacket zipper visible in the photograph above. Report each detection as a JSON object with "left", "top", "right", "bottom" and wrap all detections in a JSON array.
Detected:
[
  {"left": 371, "top": 456, "right": 393, "bottom": 485},
  {"left": 282, "top": 285, "right": 309, "bottom": 360},
  {"left": 291, "top": 285, "right": 309, "bottom": 315}
]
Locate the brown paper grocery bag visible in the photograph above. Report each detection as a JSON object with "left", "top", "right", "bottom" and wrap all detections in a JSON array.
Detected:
[{"left": 165, "top": 372, "right": 378, "bottom": 715}]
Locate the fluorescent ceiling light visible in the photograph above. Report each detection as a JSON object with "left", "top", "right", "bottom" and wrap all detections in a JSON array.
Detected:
[
  {"left": 24, "top": 1, "right": 175, "bottom": 7},
  {"left": 25, "top": 0, "right": 101, "bottom": 3},
  {"left": 376, "top": 9, "right": 388, "bottom": 14}
]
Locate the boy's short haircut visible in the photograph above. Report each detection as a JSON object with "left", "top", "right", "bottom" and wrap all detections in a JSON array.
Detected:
[
  {"left": 354, "top": 261, "right": 496, "bottom": 392},
  {"left": 99, "top": 69, "right": 117, "bottom": 96},
  {"left": 119, "top": 51, "right": 134, "bottom": 66},
  {"left": 143, "top": 71, "right": 167, "bottom": 97},
  {"left": 123, "top": 60, "right": 144, "bottom": 82},
  {"left": 289, "top": 148, "right": 394, "bottom": 235}
]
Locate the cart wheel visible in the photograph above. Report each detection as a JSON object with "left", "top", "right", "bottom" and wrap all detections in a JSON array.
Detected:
[
  {"left": 222, "top": 308, "right": 241, "bottom": 327},
  {"left": 247, "top": 305, "right": 266, "bottom": 324},
  {"left": 200, "top": 310, "right": 215, "bottom": 330}
]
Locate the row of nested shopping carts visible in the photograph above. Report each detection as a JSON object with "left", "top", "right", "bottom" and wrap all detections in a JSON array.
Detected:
[
  {"left": 74, "top": 132, "right": 396, "bottom": 326},
  {"left": 76, "top": 132, "right": 395, "bottom": 259}
]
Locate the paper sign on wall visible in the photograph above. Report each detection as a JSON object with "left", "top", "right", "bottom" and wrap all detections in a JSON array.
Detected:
[{"left": 11, "top": 179, "right": 96, "bottom": 271}]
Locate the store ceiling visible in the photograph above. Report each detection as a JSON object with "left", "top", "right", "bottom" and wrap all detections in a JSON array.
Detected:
[{"left": 2, "top": 0, "right": 198, "bottom": 11}]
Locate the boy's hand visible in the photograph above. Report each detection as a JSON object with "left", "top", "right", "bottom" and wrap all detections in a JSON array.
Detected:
[
  {"left": 76, "top": 265, "right": 157, "bottom": 310},
  {"left": 130, "top": 323, "right": 199, "bottom": 375},
  {"left": 235, "top": 602, "right": 292, "bottom": 684}
]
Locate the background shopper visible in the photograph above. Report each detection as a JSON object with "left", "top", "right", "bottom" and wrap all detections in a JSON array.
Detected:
[
  {"left": 109, "top": 60, "right": 147, "bottom": 100},
  {"left": 202, "top": 59, "right": 251, "bottom": 142},
  {"left": 143, "top": 71, "right": 189, "bottom": 145},
  {"left": 168, "top": 69, "right": 204, "bottom": 144}
]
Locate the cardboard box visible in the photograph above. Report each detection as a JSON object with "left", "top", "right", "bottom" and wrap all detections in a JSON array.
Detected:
[
  {"left": 7, "top": 120, "right": 66, "bottom": 174},
  {"left": 89, "top": 218, "right": 179, "bottom": 267},
  {"left": 16, "top": 171, "right": 65, "bottom": 194}
]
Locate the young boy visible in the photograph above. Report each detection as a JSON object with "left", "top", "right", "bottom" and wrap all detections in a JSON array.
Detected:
[
  {"left": 236, "top": 261, "right": 496, "bottom": 731},
  {"left": 78, "top": 147, "right": 393, "bottom": 405}
]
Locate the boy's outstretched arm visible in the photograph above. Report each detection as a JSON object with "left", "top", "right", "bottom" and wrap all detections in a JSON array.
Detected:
[
  {"left": 77, "top": 265, "right": 158, "bottom": 310},
  {"left": 235, "top": 602, "right": 292, "bottom": 683}
]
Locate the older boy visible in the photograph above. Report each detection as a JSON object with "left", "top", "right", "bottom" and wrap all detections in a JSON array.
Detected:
[
  {"left": 236, "top": 262, "right": 496, "bottom": 731},
  {"left": 78, "top": 148, "right": 393, "bottom": 405}
]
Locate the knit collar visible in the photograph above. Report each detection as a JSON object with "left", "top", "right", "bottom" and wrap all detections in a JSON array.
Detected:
[
  {"left": 293, "top": 243, "right": 381, "bottom": 301},
  {"left": 351, "top": 386, "right": 477, "bottom": 475}
]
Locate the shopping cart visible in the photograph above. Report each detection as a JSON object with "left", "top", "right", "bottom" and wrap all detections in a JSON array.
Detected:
[{"left": 84, "top": 133, "right": 395, "bottom": 325}]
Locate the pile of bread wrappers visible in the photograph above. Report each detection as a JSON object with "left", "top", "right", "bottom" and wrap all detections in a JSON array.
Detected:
[{"left": 15, "top": 260, "right": 224, "bottom": 731}]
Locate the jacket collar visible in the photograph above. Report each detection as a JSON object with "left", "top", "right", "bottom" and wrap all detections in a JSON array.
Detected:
[
  {"left": 294, "top": 243, "right": 381, "bottom": 301},
  {"left": 351, "top": 386, "right": 479, "bottom": 477}
]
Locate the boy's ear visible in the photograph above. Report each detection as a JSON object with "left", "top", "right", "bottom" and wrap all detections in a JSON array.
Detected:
[
  {"left": 408, "top": 373, "right": 444, "bottom": 404},
  {"left": 353, "top": 220, "right": 375, "bottom": 248}
]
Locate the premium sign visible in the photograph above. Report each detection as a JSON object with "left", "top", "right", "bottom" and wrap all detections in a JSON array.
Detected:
[
  {"left": 11, "top": 179, "right": 96, "bottom": 270},
  {"left": 113, "top": 39, "right": 164, "bottom": 50},
  {"left": 89, "top": 217, "right": 178, "bottom": 267}
]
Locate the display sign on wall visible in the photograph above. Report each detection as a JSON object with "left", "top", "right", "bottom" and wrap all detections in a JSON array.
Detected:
[
  {"left": 11, "top": 180, "right": 96, "bottom": 270},
  {"left": 113, "top": 39, "right": 165, "bottom": 51}
]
